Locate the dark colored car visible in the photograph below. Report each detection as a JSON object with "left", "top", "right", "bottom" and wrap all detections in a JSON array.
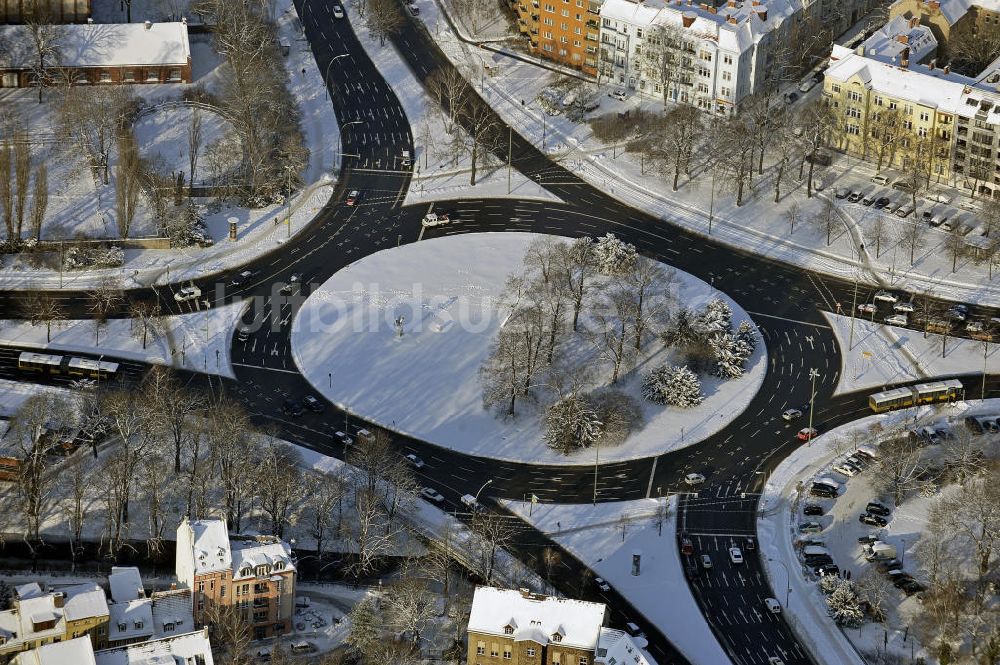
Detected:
[
  {"left": 877, "top": 559, "right": 903, "bottom": 573},
  {"left": 866, "top": 502, "right": 891, "bottom": 516},
  {"left": 860, "top": 513, "right": 889, "bottom": 527},
  {"left": 302, "top": 395, "right": 324, "bottom": 413},
  {"left": 815, "top": 564, "right": 840, "bottom": 577},
  {"left": 810, "top": 486, "right": 837, "bottom": 498},
  {"left": 901, "top": 580, "right": 925, "bottom": 595},
  {"left": 874, "top": 197, "right": 891, "bottom": 209},
  {"left": 804, "top": 504, "right": 825, "bottom": 516},
  {"left": 281, "top": 399, "right": 304, "bottom": 417}
]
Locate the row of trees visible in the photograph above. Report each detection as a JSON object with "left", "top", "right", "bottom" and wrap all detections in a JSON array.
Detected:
[{"left": 0, "top": 114, "right": 48, "bottom": 248}]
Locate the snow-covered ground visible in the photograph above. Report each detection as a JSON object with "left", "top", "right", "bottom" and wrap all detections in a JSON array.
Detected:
[
  {"left": 756, "top": 399, "right": 1000, "bottom": 665},
  {"left": 344, "top": 0, "right": 560, "bottom": 207},
  {"left": 0, "top": 0, "right": 339, "bottom": 291},
  {"left": 825, "top": 312, "right": 1000, "bottom": 395},
  {"left": 0, "top": 379, "right": 79, "bottom": 418},
  {"left": 416, "top": 0, "right": 1000, "bottom": 308},
  {"left": 504, "top": 497, "right": 731, "bottom": 665},
  {"left": 0, "top": 301, "right": 246, "bottom": 378},
  {"left": 290, "top": 232, "right": 765, "bottom": 464}
]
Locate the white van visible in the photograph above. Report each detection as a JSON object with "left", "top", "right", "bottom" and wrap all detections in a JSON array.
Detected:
[
  {"left": 871, "top": 173, "right": 892, "bottom": 186},
  {"left": 927, "top": 192, "right": 953, "bottom": 204},
  {"left": 460, "top": 494, "right": 479, "bottom": 510}
]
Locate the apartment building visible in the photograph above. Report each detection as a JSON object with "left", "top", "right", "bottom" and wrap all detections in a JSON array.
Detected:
[
  {"left": 597, "top": 0, "right": 808, "bottom": 112},
  {"left": 467, "top": 587, "right": 655, "bottom": 665},
  {"left": 511, "top": 0, "right": 601, "bottom": 74},
  {"left": 0, "top": 20, "right": 192, "bottom": 88},
  {"left": 11, "top": 629, "right": 215, "bottom": 665},
  {"left": 889, "top": 0, "right": 1000, "bottom": 56},
  {"left": 176, "top": 517, "right": 296, "bottom": 641},
  {"left": 105, "top": 567, "right": 194, "bottom": 649},
  {"left": 0, "top": 582, "right": 110, "bottom": 659},
  {"left": 0, "top": 0, "right": 91, "bottom": 24}
]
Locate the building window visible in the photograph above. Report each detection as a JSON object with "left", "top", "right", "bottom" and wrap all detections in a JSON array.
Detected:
[
  {"left": 527, "top": 649, "right": 536, "bottom": 657},
  {"left": 491, "top": 645, "right": 500, "bottom": 657},
  {"left": 723, "top": 54, "right": 732, "bottom": 64},
  {"left": 164, "top": 622, "right": 175, "bottom": 632},
  {"left": 197, "top": 582, "right": 205, "bottom": 593},
  {"left": 169, "top": 69, "right": 182, "bottom": 81},
  {"left": 146, "top": 70, "right": 159, "bottom": 81},
  {"left": 117, "top": 623, "right": 126, "bottom": 632},
  {"left": 846, "top": 124, "right": 860, "bottom": 135},
  {"left": 919, "top": 111, "right": 930, "bottom": 122},
  {"left": 477, "top": 642, "right": 486, "bottom": 655},
  {"left": 580, "top": 658, "right": 588, "bottom": 665},
  {"left": 504, "top": 649, "right": 512, "bottom": 660},
  {"left": 832, "top": 84, "right": 841, "bottom": 93},
  {"left": 123, "top": 70, "right": 135, "bottom": 82},
  {"left": 722, "top": 71, "right": 731, "bottom": 81},
  {"left": 918, "top": 127, "right": 928, "bottom": 137},
  {"left": 888, "top": 101, "right": 897, "bottom": 110},
  {"left": 504, "top": 627, "right": 514, "bottom": 635},
  {"left": 220, "top": 586, "right": 226, "bottom": 597},
  {"left": 699, "top": 51, "right": 712, "bottom": 61},
  {"left": 99, "top": 70, "right": 111, "bottom": 82},
  {"left": 848, "top": 91, "right": 862, "bottom": 102},
  {"left": 721, "top": 87, "right": 731, "bottom": 97},
  {"left": 133, "top": 621, "right": 143, "bottom": 630}
]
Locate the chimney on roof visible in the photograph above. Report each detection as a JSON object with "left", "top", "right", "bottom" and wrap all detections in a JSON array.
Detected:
[
  {"left": 909, "top": 16, "right": 919, "bottom": 28},
  {"left": 181, "top": 16, "right": 187, "bottom": 25},
  {"left": 896, "top": 34, "right": 909, "bottom": 44},
  {"left": 682, "top": 11, "right": 696, "bottom": 27},
  {"left": 929, "top": 58, "right": 936, "bottom": 70},
  {"left": 928, "top": 0, "right": 940, "bottom": 9},
  {"left": 144, "top": 20, "right": 153, "bottom": 30},
  {"left": 727, "top": 0, "right": 736, "bottom": 7},
  {"left": 944, "top": 64, "right": 950, "bottom": 74},
  {"left": 706, "top": 4, "right": 717, "bottom": 13},
  {"left": 87, "top": 17, "right": 93, "bottom": 23},
  {"left": 756, "top": 8, "right": 767, "bottom": 20},
  {"left": 52, "top": 592, "right": 65, "bottom": 609},
  {"left": 901, "top": 46, "right": 910, "bottom": 68},
  {"left": 727, "top": 14, "right": 737, "bottom": 23}
]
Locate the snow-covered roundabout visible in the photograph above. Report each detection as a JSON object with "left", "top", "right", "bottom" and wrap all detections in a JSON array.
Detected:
[{"left": 290, "top": 233, "right": 766, "bottom": 464}]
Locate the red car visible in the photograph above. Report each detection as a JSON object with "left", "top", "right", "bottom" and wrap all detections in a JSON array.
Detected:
[
  {"left": 797, "top": 427, "right": 819, "bottom": 441},
  {"left": 346, "top": 190, "right": 359, "bottom": 206}
]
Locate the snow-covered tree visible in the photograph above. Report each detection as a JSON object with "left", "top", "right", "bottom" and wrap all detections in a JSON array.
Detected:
[
  {"left": 826, "top": 579, "right": 864, "bottom": 627},
  {"left": 642, "top": 364, "right": 703, "bottom": 407},
  {"left": 661, "top": 307, "right": 698, "bottom": 349},
  {"left": 694, "top": 298, "right": 732, "bottom": 338},
  {"left": 593, "top": 233, "right": 638, "bottom": 276},
  {"left": 544, "top": 394, "right": 603, "bottom": 454},
  {"left": 710, "top": 333, "right": 751, "bottom": 380},
  {"left": 736, "top": 320, "right": 757, "bottom": 353},
  {"left": 819, "top": 574, "right": 841, "bottom": 595},
  {"left": 591, "top": 390, "right": 644, "bottom": 446}
]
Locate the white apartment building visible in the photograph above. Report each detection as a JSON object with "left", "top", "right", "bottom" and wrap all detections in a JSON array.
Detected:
[{"left": 597, "top": 0, "right": 803, "bottom": 112}]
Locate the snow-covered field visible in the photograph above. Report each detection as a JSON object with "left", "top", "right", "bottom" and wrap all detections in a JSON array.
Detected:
[
  {"left": 416, "top": 0, "right": 1000, "bottom": 307},
  {"left": 344, "top": 0, "right": 560, "bottom": 206},
  {"left": 757, "top": 399, "right": 1000, "bottom": 665},
  {"left": 504, "top": 497, "right": 731, "bottom": 665},
  {"left": 825, "top": 312, "right": 1000, "bottom": 395},
  {"left": 290, "top": 232, "right": 765, "bottom": 464},
  {"left": 0, "top": 379, "right": 78, "bottom": 418},
  {"left": 0, "top": 301, "right": 246, "bottom": 378},
  {"left": 0, "top": 0, "right": 339, "bottom": 291}
]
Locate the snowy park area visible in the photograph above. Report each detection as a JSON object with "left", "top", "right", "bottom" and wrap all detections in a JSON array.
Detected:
[
  {"left": 0, "top": 0, "right": 339, "bottom": 290},
  {"left": 416, "top": 0, "right": 1000, "bottom": 307},
  {"left": 504, "top": 497, "right": 731, "bottom": 665},
  {"left": 0, "top": 300, "right": 246, "bottom": 378},
  {"left": 758, "top": 399, "right": 1000, "bottom": 665},
  {"left": 825, "top": 312, "right": 1000, "bottom": 395},
  {"left": 290, "top": 232, "right": 765, "bottom": 464}
]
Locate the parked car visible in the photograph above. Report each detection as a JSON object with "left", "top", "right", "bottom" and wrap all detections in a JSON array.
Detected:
[
  {"left": 810, "top": 485, "right": 837, "bottom": 498},
  {"left": 835, "top": 187, "right": 851, "bottom": 199},
  {"left": 729, "top": 547, "right": 744, "bottom": 564},
  {"left": 684, "top": 472, "right": 706, "bottom": 485},
  {"left": 701, "top": 554, "right": 713, "bottom": 569},
  {"left": 281, "top": 399, "right": 304, "bottom": 417},
  {"left": 893, "top": 300, "right": 915, "bottom": 312},
  {"left": 803, "top": 504, "right": 825, "bottom": 516},
  {"left": 884, "top": 313, "right": 908, "bottom": 326},
  {"left": 833, "top": 462, "right": 861, "bottom": 477},
  {"left": 420, "top": 487, "right": 445, "bottom": 503},
  {"left": 860, "top": 513, "right": 889, "bottom": 527},
  {"left": 876, "top": 559, "right": 903, "bottom": 573},
  {"left": 815, "top": 563, "right": 840, "bottom": 577},
  {"left": 764, "top": 598, "right": 782, "bottom": 614},
  {"left": 857, "top": 303, "right": 877, "bottom": 314},
  {"left": 896, "top": 204, "right": 915, "bottom": 218},
  {"left": 799, "top": 521, "right": 823, "bottom": 534},
  {"left": 873, "top": 290, "right": 898, "bottom": 303},
  {"left": 798, "top": 78, "right": 817, "bottom": 93},
  {"left": 782, "top": 408, "right": 803, "bottom": 420},
  {"left": 335, "top": 431, "right": 354, "bottom": 446},
  {"left": 847, "top": 191, "right": 863, "bottom": 203},
  {"left": 866, "top": 502, "right": 891, "bottom": 516},
  {"left": 609, "top": 89, "right": 629, "bottom": 101},
  {"left": 893, "top": 180, "right": 916, "bottom": 192},
  {"left": 404, "top": 453, "right": 425, "bottom": 469},
  {"left": 874, "top": 196, "right": 891, "bottom": 209},
  {"left": 784, "top": 91, "right": 799, "bottom": 104},
  {"left": 862, "top": 193, "right": 877, "bottom": 206},
  {"left": 797, "top": 427, "right": 819, "bottom": 441},
  {"left": 594, "top": 577, "right": 611, "bottom": 591},
  {"left": 174, "top": 285, "right": 202, "bottom": 302},
  {"left": 947, "top": 304, "right": 969, "bottom": 321}
]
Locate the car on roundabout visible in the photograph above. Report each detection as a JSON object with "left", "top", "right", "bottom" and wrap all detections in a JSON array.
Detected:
[
  {"left": 684, "top": 472, "right": 706, "bottom": 485},
  {"left": 797, "top": 427, "right": 819, "bottom": 441},
  {"left": 782, "top": 408, "right": 803, "bottom": 420},
  {"left": 729, "top": 547, "right": 744, "bottom": 564},
  {"left": 422, "top": 212, "right": 450, "bottom": 228}
]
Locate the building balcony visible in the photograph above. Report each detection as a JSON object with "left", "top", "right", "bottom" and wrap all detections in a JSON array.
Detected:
[
  {"left": 253, "top": 599, "right": 269, "bottom": 608},
  {"left": 531, "top": 13, "right": 539, "bottom": 20},
  {"left": 586, "top": 19, "right": 598, "bottom": 28},
  {"left": 530, "top": 27, "right": 539, "bottom": 34},
  {"left": 587, "top": 32, "right": 599, "bottom": 41},
  {"left": 586, "top": 46, "right": 598, "bottom": 55}
]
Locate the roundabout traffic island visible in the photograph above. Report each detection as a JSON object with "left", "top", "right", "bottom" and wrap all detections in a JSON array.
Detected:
[{"left": 290, "top": 232, "right": 766, "bottom": 464}]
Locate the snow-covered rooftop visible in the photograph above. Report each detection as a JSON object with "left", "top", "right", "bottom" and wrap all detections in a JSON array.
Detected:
[
  {"left": 150, "top": 589, "right": 193, "bottom": 637},
  {"left": 230, "top": 537, "right": 295, "bottom": 580},
  {"left": 12, "top": 636, "right": 97, "bottom": 665},
  {"left": 15, "top": 583, "right": 43, "bottom": 600},
  {"left": 94, "top": 628, "right": 215, "bottom": 665},
  {"left": 468, "top": 587, "right": 606, "bottom": 651},
  {"left": 596, "top": 628, "right": 656, "bottom": 665},
  {"left": 108, "top": 599, "right": 154, "bottom": 643},
  {"left": 108, "top": 567, "right": 145, "bottom": 604},
  {"left": 186, "top": 519, "right": 232, "bottom": 575},
  {"left": 861, "top": 15, "right": 937, "bottom": 63},
  {"left": 62, "top": 583, "right": 110, "bottom": 622},
  {"left": 0, "top": 22, "right": 190, "bottom": 70}
]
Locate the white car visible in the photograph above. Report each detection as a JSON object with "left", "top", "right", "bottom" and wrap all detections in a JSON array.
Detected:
[
  {"left": 594, "top": 577, "right": 611, "bottom": 592},
  {"left": 873, "top": 290, "right": 898, "bottom": 303},
  {"left": 405, "top": 454, "right": 424, "bottom": 469},
  {"left": 334, "top": 431, "right": 354, "bottom": 446},
  {"left": 857, "top": 303, "right": 877, "bottom": 314},
  {"left": 884, "top": 313, "right": 908, "bottom": 326},
  {"left": 764, "top": 598, "right": 782, "bottom": 614},
  {"left": 701, "top": 554, "right": 713, "bottom": 569},
  {"left": 893, "top": 301, "right": 915, "bottom": 313},
  {"left": 174, "top": 285, "right": 202, "bottom": 302},
  {"left": 768, "top": 658, "right": 785, "bottom": 665},
  {"left": 782, "top": 408, "right": 803, "bottom": 421},
  {"left": 420, "top": 487, "right": 445, "bottom": 503},
  {"left": 798, "top": 78, "right": 817, "bottom": 93},
  {"left": 684, "top": 472, "right": 706, "bottom": 486},
  {"left": 609, "top": 89, "right": 629, "bottom": 101},
  {"left": 833, "top": 462, "right": 861, "bottom": 477},
  {"left": 332, "top": 4, "right": 344, "bottom": 17},
  {"left": 421, "top": 212, "right": 450, "bottom": 228},
  {"left": 729, "top": 547, "right": 744, "bottom": 564}
]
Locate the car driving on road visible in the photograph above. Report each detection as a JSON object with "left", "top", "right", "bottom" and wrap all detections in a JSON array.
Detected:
[
  {"left": 594, "top": 577, "right": 611, "bottom": 591},
  {"left": 684, "top": 472, "right": 706, "bottom": 485},
  {"left": 782, "top": 408, "right": 803, "bottom": 420},
  {"left": 420, "top": 487, "right": 444, "bottom": 503},
  {"left": 405, "top": 454, "right": 425, "bottom": 469},
  {"left": 174, "top": 285, "right": 202, "bottom": 302},
  {"left": 346, "top": 190, "right": 360, "bottom": 206},
  {"left": 302, "top": 395, "right": 324, "bottom": 413},
  {"left": 797, "top": 427, "right": 819, "bottom": 441}
]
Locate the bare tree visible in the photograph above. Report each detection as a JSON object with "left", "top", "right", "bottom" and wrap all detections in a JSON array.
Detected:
[
  {"left": 13, "top": 130, "right": 30, "bottom": 238},
  {"left": 366, "top": 0, "right": 404, "bottom": 46},
  {"left": 589, "top": 284, "right": 637, "bottom": 385},
  {"left": 771, "top": 121, "right": 799, "bottom": 202},
  {"left": 383, "top": 575, "right": 436, "bottom": 644},
  {"left": 556, "top": 237, "right": 595, "bottom": 332},
  {"left": 138, "top": 442, "right": 172, "bottom": 557},
  {"left": 863, "top": 212, "right": 890, "bottom": 258},
  {"left": 948, "top": 23, "right": 1000, "bottom": 76},
  {"left": 21, "top": 5, "right": 62, "bottom": 104},
  {"left": 62, "top": 456, "right": 92, "bottom": 570},
  {"left": 22, "top": 293, "right": 66, "bottom": 342},
  {"left": 944, "top": 223, "right": 967, "bottom": 273},
  {"left": 145, "top": 366, "right": 204, "bottom": 474},
  {"left": 205, "top": 603, "right": 253, "bottom": 665},
  {"left": 255, "top": 440, "right": 302, "bottom": 538},
  {"left": 188, "top": 107, "right": 204, "bottom": 195},
  {"left": 0, "top": 139, "right": 13, "bottom": 244},
  {"left": 894, "top": 217, "right": 925, "bottom": 265},
  {"left": 808, "top": 196, "right": 839, "bottom": 246},
  {"left": 799, "top": 100, "right": 836, "bottom": 198},
  {"left": 87, "top": 277, "right": 124, "bottom": 345},
  {"left": 129, "top": 300, "right": 164, "bottom": 350},
  {"left": 28, "top": 162, "right": 47, "bottom": 241},
  {"left": 207, "top": 399, "right": 255, "bottom": 531},
  {"left": 868, "top": 108, "right": 904, "bottom": 172},
  {"left": 304, "top": 470, "right": 345, "bottom": 557},
  {"left": 626, "top": 258, "right": 673, "bottom": 351},
  {"left": 657, "top": 105, "right": 701, "bottom": 191},
  {"left": 873, "top": 436, "right": 928, "bottom": 505},
  {"left": 426, "top": 67, "right": 471, "bottom": 134},
  {"left": 855, "top": 568, "right": 893, "bottom": 622},
  {"left": 640, "top": 24, "right": 693, "bottom": 109},
  {"left": 713, "top": 116, "right": 755, "bottom": 206},
  {"left": 783, "top": 201, "right": 802, "bottom": 234},
  {"left": 470, "top": 510, "right": 516, "bottom": 584},
  {"left": 460, "top": 103, "right": 502, "bottom": 186},
  {"left": 57, "top": 84, "right": 135, "bottom": 184},
  {"left": 115, "top": 129, "right": 142, "bottom": 238}
]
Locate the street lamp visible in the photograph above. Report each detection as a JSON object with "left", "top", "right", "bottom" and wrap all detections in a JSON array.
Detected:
[
  {"left": 325, "top": 53, "right": 349, "bottom": 99},
  {"left": 592, "top": 438, "right": 600, "bottom": 505},
  {"left": 807, "top": 368, "right": 820, "bottom": 444},
  {"left": 769, "top": 557, "right": 792, "bottom": 607},
  {"left": 474, "top": 479, "right": 494, "bottom": 505}
]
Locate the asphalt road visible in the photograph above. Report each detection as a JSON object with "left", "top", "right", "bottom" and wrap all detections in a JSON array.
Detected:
[{"left": 1, "top": 3, "right": 997, "bottom": 665}]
